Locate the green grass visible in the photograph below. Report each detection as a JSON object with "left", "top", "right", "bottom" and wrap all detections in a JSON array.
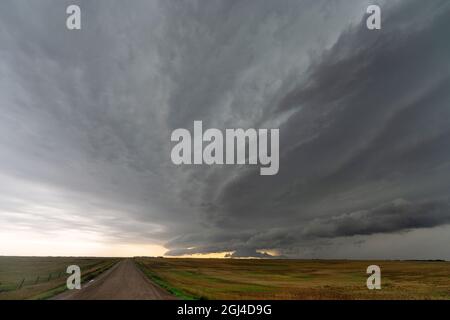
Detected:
[
  {"left": 0, "top": 256, "right": 120, "bottom": 300},
  {"left": 135, "top": 257, "right": 450, "bottom": 300},
  {"left": 135, "top": 260, "right": 197, "bottom": 299}
]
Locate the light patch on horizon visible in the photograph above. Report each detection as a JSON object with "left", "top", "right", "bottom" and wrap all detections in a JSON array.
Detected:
[
  {"left": 168, "top": 252, "right": 235, "bottom": 259},
  {"left": 0, "top": 229, "right": 167, "bottom": 257},
  {"left": 0, "top": 172, "right": 168, "bottom": 257}
]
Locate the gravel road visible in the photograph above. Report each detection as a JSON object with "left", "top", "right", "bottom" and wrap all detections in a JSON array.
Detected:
[{"left": 53, "top": 259, "right": 176, "bottom": 300}]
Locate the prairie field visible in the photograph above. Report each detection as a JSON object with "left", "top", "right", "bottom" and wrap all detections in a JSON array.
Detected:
[
  {"left": 136, "top": 257, "right": 450, "bottom": 300},
  {"left": 0, "top": 256, "right": 119, "bottom": 300},
  {"left": 1, "top": 256, "right": 449, "bottom": 300}
]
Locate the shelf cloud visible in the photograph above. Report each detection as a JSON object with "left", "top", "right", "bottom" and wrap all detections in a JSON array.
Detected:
[{"left": 1, "top": 0, "right": 449, "bottom": 258}]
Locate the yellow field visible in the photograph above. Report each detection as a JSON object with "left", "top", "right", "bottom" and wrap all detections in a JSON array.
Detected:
[
  {"left": 2, "top": 256, "right": 449, "bottom": 300},
  {"left": 136, "top": 257, "right": 450, "bottom": 300}
]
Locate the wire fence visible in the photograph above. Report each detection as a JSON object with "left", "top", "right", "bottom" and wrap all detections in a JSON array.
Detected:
[
  {"left": 0, "top": 270, "right": 67, "bottom": 293},
  {"left": 0, "top": 260, "right": 119, "bottom": 294}
]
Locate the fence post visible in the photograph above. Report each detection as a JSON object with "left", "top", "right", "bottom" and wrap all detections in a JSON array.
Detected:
[
  {"left": 17, "top": 278, "right": 25, "bottom": 289},
  {"left": 48, "top": 273, "right": 52, "bottom": 281},
  {"left": 35, "top": 276, "right": 40, "bottom": 284}
]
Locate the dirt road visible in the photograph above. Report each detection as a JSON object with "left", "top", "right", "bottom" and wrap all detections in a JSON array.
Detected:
[{"left": 53, "top": 259, "right": 176, "bottom": 300}]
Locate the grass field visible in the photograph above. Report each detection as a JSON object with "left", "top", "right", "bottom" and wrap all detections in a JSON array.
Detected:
[
  {"left": 0, "top": 256, "right": 119, "bottom": 300},
  {"left": 136, "top": 257, "right": 450, "bottom": 300},
  {"left": 2, "top": 256, "right": 449, "bottom": 300}
]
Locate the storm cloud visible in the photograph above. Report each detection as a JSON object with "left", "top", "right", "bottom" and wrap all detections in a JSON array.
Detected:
[{"left": 1, "top": 0, "right": 450, "bottom": 259}]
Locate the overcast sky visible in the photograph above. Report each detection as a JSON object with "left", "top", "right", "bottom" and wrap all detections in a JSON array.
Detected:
[{"left": 1, "top": 0, "right": 450, "bottom": 259}]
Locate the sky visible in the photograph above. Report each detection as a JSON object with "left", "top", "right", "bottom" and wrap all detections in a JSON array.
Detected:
[{"left": 1, "top": 0, "right": 450, "bottom": 259}]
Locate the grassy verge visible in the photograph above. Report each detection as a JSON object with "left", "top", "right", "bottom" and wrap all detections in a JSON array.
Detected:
[
  {"left": 0, "top": 257, "right": 120, "bottom": 300},
  {"left": 135, "top": 259, "right": 198, "bottom": 300},
  {"left": 32, "top": 260, "right": 119, "bottom": 300}
]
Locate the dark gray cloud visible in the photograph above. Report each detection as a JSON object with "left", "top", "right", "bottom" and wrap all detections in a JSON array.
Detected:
[
  {"left": 1, "top": 0, "right": 450, "bottom": 258},
  {"left": 165, "top": 197, "right": 450, "bottom": 258},
  {"left": 302, "top": 198, "right": 450, "bottom": 238}
]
